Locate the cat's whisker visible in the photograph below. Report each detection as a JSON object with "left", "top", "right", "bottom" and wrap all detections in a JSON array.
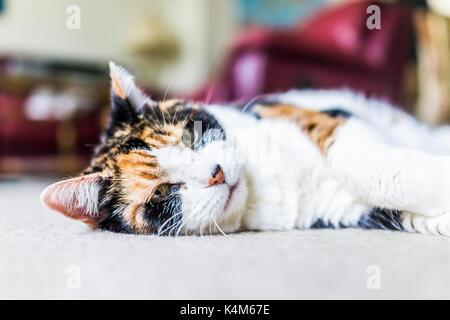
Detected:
[
  {"left": 148, "top": 103, "right": 165, "bottom": 132},
  {"left": 170, "top": 107, "right": 178, "bottom": 127},
  {"left": 184, "top": 221, "right": 190, "bottom": 236},
  {"left": 162, "top": 80, "right": 174, "bottom": 103},
  {"left": 168, "top": 219, "right": 183, "bottom": 237},
  {"left": 157, "top": 211, "right": 182, "bottom": 236},
  {"left": 178, "top": 208, "right": 196, "bottom": 238},
  {"left": 209, "top": 216, "right": 213, "bottom": 236},
  {"left": 176, "top": 221, "right": 185, "bottom": 237},
  {"left": 162, "top": 110, "right": 167, "bottom": 129},
  {"left": 158, "top": 196, "right": 183, "bottom": 237},
  {"left": 180, "top": 199, "right": 205, "bottom": 236},
  {"left": 175, "top": 219, "right": 184, "bottom": 237},
  {"left": 160, "top": 219, "right": 181, "bottom": 237},
  {"left": 241, "top": 93, "right": 271, "bottom": 113},
  {"left": 213, "top": 216, "right": 230, "bottom": 238},
  {"left": 199, "top": 219, "right": 206, "bottom": 237},
  {"left": 157, "top": 219, "right": 173, "bottom": 236},
  {"left": 200, "top": 205, "right": 213, "bottom": 237},
  {"left": 205, "top": 86, "right": 214, "bottom": 104},
  {"left": 167, "top": 223, "right": 177, "bottom": 237},
  {"left": 174, "top": 209, "right": 189, "bottom": 238}
]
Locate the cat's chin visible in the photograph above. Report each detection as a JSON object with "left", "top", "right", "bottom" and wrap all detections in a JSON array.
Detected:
[
  {"left": 218, "top": 176, "right": 248, "bottom": 232},
  {"left": 224, "top": 181, "right": 239, "bottom": 211}
]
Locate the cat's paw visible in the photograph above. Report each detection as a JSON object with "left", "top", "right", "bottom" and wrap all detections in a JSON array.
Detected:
[{"left": 402, "top": 211, "right": 450, "bottom": 236}]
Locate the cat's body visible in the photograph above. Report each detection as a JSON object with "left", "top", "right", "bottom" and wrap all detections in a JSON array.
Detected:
[
  {"left": 207, "top": 89, "right": 450, "bottom": 234},
  {"left": 41, "top": 63, "right": 450, "bottom": 236}
]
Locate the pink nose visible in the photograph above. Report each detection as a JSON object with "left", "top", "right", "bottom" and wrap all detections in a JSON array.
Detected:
[{"left": 209, "top": 165, "right": 225, "bottom": 186}]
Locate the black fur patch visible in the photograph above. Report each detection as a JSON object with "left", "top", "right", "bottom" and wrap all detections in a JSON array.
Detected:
[
  {"left": 182, "top": 109, "right": 226, "bottom": 149},
  {"left": 310, "top": 208, "right": 404, "bottom": 231},
  {"left": 310, "top": 219, "right": 336, "bottom": 229},
  {"left": 100, "top": 212, "right": 135, "bottom": 234},
  {"left": 321, "top": 108, "right": 352, "bottom": 118},
  {"left": 310, "top": 219, "right": 348, "bottom": 229},
  {"left": 357, "top": 208, "right": 404, "bottom": 231},
  {"left": 143, "top": 184, "right": 183, "bottom": 235},
  {"left": 98, "top": 182, "right": 136, "bottom": 234},
  {"left": 118, "top": 137, "right": 151, "bottom": 153},
  {"left": 107, "top": 96, "right": 139, "bottom": 136}
]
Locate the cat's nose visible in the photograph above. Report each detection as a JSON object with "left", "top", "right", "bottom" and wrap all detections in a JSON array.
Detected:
[{"left": 209, "top": 164, "right": 225, "bottom": 186}]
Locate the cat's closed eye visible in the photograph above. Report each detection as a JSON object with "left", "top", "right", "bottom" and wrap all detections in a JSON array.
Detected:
[{"left": 152, "top": 183, "right": 172, "bottom": 201}]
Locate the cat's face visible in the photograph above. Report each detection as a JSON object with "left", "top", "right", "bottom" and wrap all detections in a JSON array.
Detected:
[{"left": 41, "top": 62, "right": 248, "bottom": 235}]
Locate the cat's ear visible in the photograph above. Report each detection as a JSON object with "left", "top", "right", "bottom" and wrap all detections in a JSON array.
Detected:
[
  {"left": 108, "top": 62, "right": 155, "bottom": 128},
  {"left": 40, "top": 174, "right": 109, "bottom": 227}
]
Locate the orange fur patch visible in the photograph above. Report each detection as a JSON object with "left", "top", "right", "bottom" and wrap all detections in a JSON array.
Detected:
[
  {"left": 140, "top": 125, "right": 183, "bottom": 148},
  {"left": 116, "top": 151, "right": 167, "bottom": 203},
  {"left": 254, "top": 104, "right": 347, "bottom": 153}
]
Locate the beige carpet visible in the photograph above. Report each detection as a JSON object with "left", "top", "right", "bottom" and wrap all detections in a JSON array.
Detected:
[{"left": 1, "top": 177, "right": 450, "bottom": 299}]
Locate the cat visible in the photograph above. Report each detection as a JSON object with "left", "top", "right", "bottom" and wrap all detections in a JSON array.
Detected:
[{"left": 41, "top": 62, "right": 450, "bottom": 236}]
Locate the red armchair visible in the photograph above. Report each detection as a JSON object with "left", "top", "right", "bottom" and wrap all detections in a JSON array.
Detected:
[{"left": 192, "top": 1, "right": 414, "bottom": 109}]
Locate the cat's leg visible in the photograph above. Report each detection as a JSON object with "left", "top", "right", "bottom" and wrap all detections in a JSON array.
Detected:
[
  {"left": 333, "top": 118, "right": 450, "bottom": 235},
  {"left": 253, "top": 103, "right": 450, "bottom": 219},
  {"left": 371, "top": 113, "right": 450, "bottom": 155},
  {"left": 328, "top": 118, "right": 450, "bottom": 218}
]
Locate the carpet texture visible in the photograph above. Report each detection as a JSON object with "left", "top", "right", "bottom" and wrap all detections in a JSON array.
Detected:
[{"left": 1, "top": 177, "right": 450, "bottom": 299}]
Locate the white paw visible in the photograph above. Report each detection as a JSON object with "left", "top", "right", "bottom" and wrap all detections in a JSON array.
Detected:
[{"left": 403, "top": 211, "right": 450, "bottom": 236}]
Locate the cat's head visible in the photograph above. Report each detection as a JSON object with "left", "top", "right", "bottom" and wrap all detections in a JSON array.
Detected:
[{"left": 41, "top": 62, "right": 248, "bottom": 235}]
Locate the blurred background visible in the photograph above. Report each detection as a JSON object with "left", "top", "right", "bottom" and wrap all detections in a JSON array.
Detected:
[{"left": 0, "top": 0, "right": 449, "bottom": 177}]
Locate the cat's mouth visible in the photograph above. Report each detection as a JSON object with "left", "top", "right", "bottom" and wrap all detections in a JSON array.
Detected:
[{"left": 224, "top": 181, "right": 239, "bottom": 211}]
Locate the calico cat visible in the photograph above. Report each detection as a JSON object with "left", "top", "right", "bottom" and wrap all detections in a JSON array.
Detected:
[{"left": 41, "top": 62, "right": 450, "bottom": 236}]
